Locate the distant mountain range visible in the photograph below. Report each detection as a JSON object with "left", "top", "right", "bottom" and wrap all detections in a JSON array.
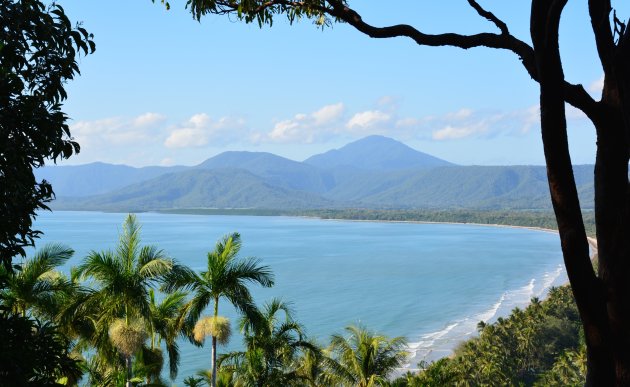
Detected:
[{"left": 38, "top": 135, "right": 595, "bottom": 211}]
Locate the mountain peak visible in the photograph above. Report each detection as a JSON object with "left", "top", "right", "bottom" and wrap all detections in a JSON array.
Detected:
[{"left": 304, "top": 135, "right": 453, "bottom": 171}]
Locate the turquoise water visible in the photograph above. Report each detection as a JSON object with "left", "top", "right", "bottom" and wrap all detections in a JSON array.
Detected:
[{"left": 31, "top": 211, "right": 566, "bottom": 383}]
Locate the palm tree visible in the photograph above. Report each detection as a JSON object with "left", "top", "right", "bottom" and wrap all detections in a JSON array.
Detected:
[
  {"left": 0, "top": 243, "right": 75, "bottom": 317},
  {"left": 164, "top": 232, "right": 274, "bottom": 387},
  {"left": 220, "top": 298, "right": 317, "bottom": 386},
  {"left": 295, "top": 344, "right": 334, "bottom": 387},
  {"left": 328, "top": 325, "right": 408, "bottom": 387},
  {"left": 147, "top": 288, "right": 189, "bottom": 380},
  {"left": 74, "top": 214, "right": 176, "bottom": 386}
]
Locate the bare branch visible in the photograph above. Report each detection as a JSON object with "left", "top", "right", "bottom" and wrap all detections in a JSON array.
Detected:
[
  {"left": 188, "top": 0, "right": 600, "bottom": 123},
  {"left": 466, "top": 0, "right": 509, "bottom": 35},
  {"left": 589, "top": 0, "right": 616, "bottom": 76},
  {"left": 322, "top": 0, "right": 599, "bottom": 120},
  {"left": 613, "top": 10, "right": 627, "bottom": 43}
]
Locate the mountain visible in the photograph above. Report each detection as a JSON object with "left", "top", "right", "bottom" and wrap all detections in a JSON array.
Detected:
[
  {"left": 196, "top": 151, "right": 334, "bottom": 193},
  {"left": 34, "top": 162, "right": 186, "bottom": 197},
  {"left": 52, "top": 168, "right": 336, "bottom": 211},
  {"left": 40, "top": 135, "right": 597, "bottom": 211},
  {"left": 304, "top": 135, "right": 453, "bottom": 171},
  {"left": 324, "top": 165, "right": 594, "bottom": 209}
]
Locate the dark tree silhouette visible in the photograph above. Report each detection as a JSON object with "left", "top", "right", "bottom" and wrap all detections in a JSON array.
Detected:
[
  {"left": 0, "top": 313, "right": 82, "bottom": 386},
  {"left": 0, "top": 0, "right": 95, "bottom": 272},
  {"left": 165, "top": 1, "right": 630, "bottom": 384}
]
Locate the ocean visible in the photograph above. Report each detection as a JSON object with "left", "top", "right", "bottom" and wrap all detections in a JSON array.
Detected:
[{"left": 30, "top": 211, "right": 567, "bottom": 383}]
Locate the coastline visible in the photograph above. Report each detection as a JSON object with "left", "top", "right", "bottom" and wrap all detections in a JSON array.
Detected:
[
  {"left": 301, "top": 215, "right": 561, "bottom": 235},
  {"left": 43, "top": 210, "right": 583, "bottom": 380},
  {"left": 397, "top": 260, "right": 568, "bottom": 375}
]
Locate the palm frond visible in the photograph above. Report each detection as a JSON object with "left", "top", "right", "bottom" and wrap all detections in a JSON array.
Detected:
[
  {"left": 75, "top": 250, "right": 120, "bottom": 284},
  {"left": 229, "top": 257, "right": 275, "bottom": 288},
  {"left": 161, "top": 264, "right": 200, "bottom": 293},
  {"left": 138, "top": 255, "right": 173, "bottom": 280},
  {"left": 165, "top": 339, "right": 180, "bottom": 380},
  {"left": 117, "top": 214, "right": 142, "bottom": 270},
  {"left": 23, "top": 243, "right": 74, "bottom": 279}
]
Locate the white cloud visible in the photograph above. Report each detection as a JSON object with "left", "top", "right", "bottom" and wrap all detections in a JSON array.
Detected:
[
  {"left": 432, "top": 121, "right": 489, "bottom": 141},
  {"left": 346, "top": 110, "right": 391, "bottom": 129},
  {"left": 432, "top": 125, "right": 480, "bottom": 140},
  {"left": 165, "top": 128, "right": 205, "bottom": 148},
  {"left": 269, "top": 116, "right": 304, "bottom": 142},
  {"left": 257, "top": 98, "right": 564, "bottom": 145},
  {"left": 264, "top": 102, "right": 346, "bottom": 143},
  {"left": 312, "top": 103, "right": 344, "bottom": 125},
  {"left": 566, "top": 105, "right": 588, "bottom": 121},
  {"left": 589, "top": 74, "right": 604, "bottom": 94},
  {"left": 395, "top": 117, "right": 420, "bottom": 128},
  {"left": 160, "top": 157, "right": 175, "bottom": 166},
  {"left": 164, "top": 113, "right": 247, "bottom": 148},
  {"left": 133, "top": 112, "right": 166, "bottom": 127},
  {"left": 445, "top": 108, "right": 473, "bottom": 120},
  {"left": 428, "top": 106, "right": 545, "bottom": 141},
  {"left": 71, "top": 112, "right": 166, "bottom": 147},
  {"left": 520, "top": 105, "right": 540, "bottom": 133}
]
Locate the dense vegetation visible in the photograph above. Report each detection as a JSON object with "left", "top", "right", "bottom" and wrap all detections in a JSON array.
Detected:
[
  {"left": 0, "top": 214, "right": 587, "bottom": 386},
  {"left": 0, "top": 0, "right": 94, "bottom": 270},
  {"left": 394, "top": 286, "right": 585, "bottom": 386},
  {"left": 159, "top": 208, "right": 597, "bottom": 237}
]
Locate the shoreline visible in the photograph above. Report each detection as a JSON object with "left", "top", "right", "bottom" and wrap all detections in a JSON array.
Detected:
[
  {"left": 396, "top": 261, "right": 568, "bottom": 376},
  {"left": 297, "top": 215, "right": 561, "bottom": 234}
]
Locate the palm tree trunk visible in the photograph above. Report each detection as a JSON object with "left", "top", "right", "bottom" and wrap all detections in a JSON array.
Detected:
[
  {"left": 126, "top": 355, "right": 132, "bottom": 387},
  {"left": 212, "top": 296, "right": 219, "bottom": 387},
  {"left": 211, "top": 335, "right": 217, "bottom": 387}
]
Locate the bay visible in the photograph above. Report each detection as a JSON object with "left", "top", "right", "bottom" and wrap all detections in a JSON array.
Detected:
[{"left": 31, "top": 211, "right": 567, "bottom": 383}]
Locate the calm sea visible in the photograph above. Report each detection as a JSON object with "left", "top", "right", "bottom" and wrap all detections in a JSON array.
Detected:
[{"left": 31, "top": 211, "right": 567, "bottom": 383}]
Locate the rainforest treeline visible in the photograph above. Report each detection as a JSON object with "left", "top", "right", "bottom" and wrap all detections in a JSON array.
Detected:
[{"left": 160, "top": 208, "right": 596, "bottom": 237}]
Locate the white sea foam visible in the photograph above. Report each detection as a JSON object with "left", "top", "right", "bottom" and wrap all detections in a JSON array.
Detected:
[
  {"left": 401, "top": 265, "right": 567, "bottom": 374},
  {"left": 535, "top": 264, "right": 565, "bottom": 298},
  {"left": 476, "top": 292, "right": 506, "bottom": 323}
]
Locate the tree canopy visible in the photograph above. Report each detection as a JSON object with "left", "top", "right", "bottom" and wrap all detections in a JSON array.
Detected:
[{"left": 0, "top": 0, "right": 95, "bottom": 271}]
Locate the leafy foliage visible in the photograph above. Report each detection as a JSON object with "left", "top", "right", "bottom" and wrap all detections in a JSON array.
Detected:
[
  {"left": 164, "top": 231, "right": 274, "bottom": 387},
  {"left": 0, "top": 243, "right": 75, "bottom": 317},
  {"left": 0, "top": 313, "right": 82, "bottom": 386},
  {"left": 219, "top": 299, "right": 317, "bottom": 386},
  {"left": 397, "top": 285, "right": 583, "bottom": 386},
  {"left": 327, "top": 325, "right": 408, "bottom": 387},
  {"left": 71, "top": 214, "right": 177, "bottom": 383},
  {"left": 0, "top": 0, "right": 94, "bottom": 270}
]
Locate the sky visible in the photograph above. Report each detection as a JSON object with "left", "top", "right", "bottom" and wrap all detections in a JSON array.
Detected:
[{"left": 54, "top": 0, "right": 625, "bottom": 167}]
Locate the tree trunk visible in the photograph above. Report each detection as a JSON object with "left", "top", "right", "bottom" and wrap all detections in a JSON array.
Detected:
[
  {"left": 531, "top": 0, "right": 619, "bottom": 384},
  {"left": 592, "top": 99, "right": 630, "bottom": 384},
  {"left": 211, "top": 335, "right": 217, "bottom": 387},
  {"left": 126, "top": 355, "right": 132, "bottom": 387}
]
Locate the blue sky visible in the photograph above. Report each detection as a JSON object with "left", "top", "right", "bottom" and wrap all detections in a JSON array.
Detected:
[{"left": 57, "top": 1, "right": 621, "bottom": 167}]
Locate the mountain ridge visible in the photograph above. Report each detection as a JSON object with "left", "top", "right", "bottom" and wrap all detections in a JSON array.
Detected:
[
  {"left": 304, "top": 135, "right": 454, "bottom": 171},
  {"left": 39, "top": 135, "right": 594, "bottom": 211}
]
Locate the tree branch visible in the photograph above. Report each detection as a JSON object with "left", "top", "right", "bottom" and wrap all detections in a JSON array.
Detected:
[
  {"left": 589, "top": 0, "right": 616, "bottom": 77},
  {"left": 466, "top": 0, "right": 509, "bottom": 35},
  {"left": 323, "top": 0, "right": 600, "bottom": 120},
  {"left": 190, "top": 0, "right": 601, "bottom": 122}
]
